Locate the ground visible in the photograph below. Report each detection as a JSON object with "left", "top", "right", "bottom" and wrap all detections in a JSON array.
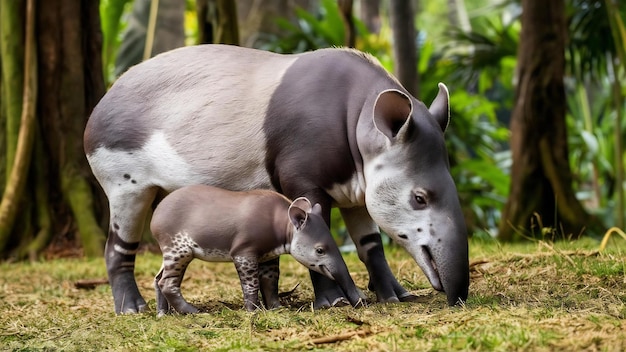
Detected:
[{"left": 1, "top": 236, "right": 625, "bottom": 351}]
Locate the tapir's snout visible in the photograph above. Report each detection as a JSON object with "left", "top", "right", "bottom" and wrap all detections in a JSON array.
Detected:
[{"left": 414, "top": 212, "right": 469, "bottom": 306}]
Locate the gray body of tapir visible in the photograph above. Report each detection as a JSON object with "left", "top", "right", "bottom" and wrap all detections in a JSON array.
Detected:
[
  {"left": 84, "top": 44, "right": 470, "bottom": 314},
  {"left": 151, "top": 185, "right": 362, "bottom": 315}
]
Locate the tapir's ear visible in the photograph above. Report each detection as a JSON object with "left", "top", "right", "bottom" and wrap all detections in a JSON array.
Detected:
[
  {"left": 311, "top": 203, "right": 323, "bottom": 216},
  {"left": 428, "top": 82, "right": 450, "bottom": 132},
  {"left": 373, "top": 89, "right": 414, "bottom": 142},
  {"left": 288, "top": 197, "right": 311, "bottom": 230}
]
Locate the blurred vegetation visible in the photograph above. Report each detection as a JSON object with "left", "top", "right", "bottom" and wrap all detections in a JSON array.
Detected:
[{"left": 98, "top": 0, "right": 625, "bottom": 240}]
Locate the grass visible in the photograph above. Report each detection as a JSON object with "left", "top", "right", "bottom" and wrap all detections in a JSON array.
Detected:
[{"left": 1, "top": 235, "right": 625, "bottom": 351}]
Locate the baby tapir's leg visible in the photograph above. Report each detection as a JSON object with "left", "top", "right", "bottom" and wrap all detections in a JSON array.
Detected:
[
  {"left": 156, "top": 246, "right": 199, "bottom": 315},
  {"left": 154, "top": 265, "right": 171, "bottom": 316},
  {"left": 233, "top": 256, "right": 262, "bottom": 311},
  {"left": 258, "top": 258, "right": 281, "bottom": 309}
]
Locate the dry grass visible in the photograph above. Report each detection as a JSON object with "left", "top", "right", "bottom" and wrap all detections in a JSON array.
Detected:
[{"left": 1, "top": 236, "right": 625, "bottom": 351}]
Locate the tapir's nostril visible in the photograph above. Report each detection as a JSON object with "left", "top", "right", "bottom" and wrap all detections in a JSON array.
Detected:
[
  {"left": 399, "top": 234, "right": 408, "bottom": 240},
  {"left": 417, "top": 228, "right": 422, "bottom": 232}
]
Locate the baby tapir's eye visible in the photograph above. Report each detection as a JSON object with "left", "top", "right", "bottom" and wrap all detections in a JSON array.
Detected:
[{"left": 315, "top": 247, "right": 325, "bottom": 255}]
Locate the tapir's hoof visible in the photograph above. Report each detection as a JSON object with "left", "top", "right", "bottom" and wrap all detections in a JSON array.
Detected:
[
  {"left": 266, "top": 303, "right": 283, "bottom": 310},
  {"left": 398, "top": 293, "right": 420, "bottom": 302},
  {"left": 379, "top": 296, "right": 401, "bottom": 303},
  {"left": 313, "top": 297, "right": 344, "bottom": 309},
  {"left": 120, "top": 303, "right": 147, "bottom": 314},
  {"left": 174, "top": 304, "right": 200, "bottom": 315}
]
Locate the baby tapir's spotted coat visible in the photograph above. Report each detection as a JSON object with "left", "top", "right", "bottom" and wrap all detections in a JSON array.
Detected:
[{"left": 151, "top": 185, "right": 363, "bottom": 314}]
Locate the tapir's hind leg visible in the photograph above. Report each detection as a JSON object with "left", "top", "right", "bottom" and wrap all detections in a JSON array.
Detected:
[
  {"left": 105, "top": 186, "right": 158, "bottom": 314},
  {"left": 341, "top": 206, "right": 416, "bottom": 302},
  {"left": 154, "top": 265, "right": 171, "bottom": 316}
]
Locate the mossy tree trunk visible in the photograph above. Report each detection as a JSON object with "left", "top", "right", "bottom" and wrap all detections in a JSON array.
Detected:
[
  {"left": 0, "top": 0, "right": 107, "bottom": 259},
  {"left": 498, "top": 0, "right": 604, "bottom": 241}
]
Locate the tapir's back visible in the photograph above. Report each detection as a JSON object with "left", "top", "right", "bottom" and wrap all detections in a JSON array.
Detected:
[
  {"left": 85, "top": 45, "right": 296, "bottom": 154},
  {"left": 84, "top": 45, "right": 302, "bottom": 192},
  {"left": 84, "top": 44, "right": 395, "bottom": 194}
]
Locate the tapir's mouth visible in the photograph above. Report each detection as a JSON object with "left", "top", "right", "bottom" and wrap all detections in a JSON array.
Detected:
[
  {"left": 420, "top": 246, "right": 443, "bottom": 292},
  {"left": 318, "top": 265, "right": 335, "bottom": 281}
]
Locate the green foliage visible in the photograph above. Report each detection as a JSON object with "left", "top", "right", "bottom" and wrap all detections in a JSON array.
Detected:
[
  {"left": 97, "top": 1, "right": 624, "bottom": 238},
  {"left": 100, "top": 0, "right": 133, "bottom": 85},
  {"left": 417, "top": 10, "right": 517, "bottom": 236},
  {"left": 564, "top": 0, "right": 626, "bottom": 228},
  {"left": 259, "top": 0, "right": 345, "bottom": 53}
]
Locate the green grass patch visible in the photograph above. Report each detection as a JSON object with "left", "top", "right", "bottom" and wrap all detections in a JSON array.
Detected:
[{"left": 1, "top": 237, "right": 625, "bottom": 351}]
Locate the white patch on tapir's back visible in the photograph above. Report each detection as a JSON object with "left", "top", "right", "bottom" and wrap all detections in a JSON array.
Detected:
[
  {"left": 87, "top": 132, "right": 206, "bottom": 192},
  {"left": 89, "top": 48, "right": 301, "bottom": 195}
]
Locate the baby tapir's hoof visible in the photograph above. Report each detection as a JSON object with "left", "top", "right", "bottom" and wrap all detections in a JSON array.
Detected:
[{"left": 157, "top": 303, "right": 200, "bottom": 317}]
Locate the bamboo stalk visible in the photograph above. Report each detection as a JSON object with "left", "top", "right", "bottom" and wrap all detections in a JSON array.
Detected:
[{"left": 143, "top": 0, "right": 159, "bottom": 61}]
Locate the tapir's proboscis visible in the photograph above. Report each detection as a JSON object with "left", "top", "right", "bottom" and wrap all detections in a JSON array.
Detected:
[
  {"left": 84, "top": 44, "right": 470, "bottom": 314},
  {"left": 152, "top": 185, "right": 363, "bottom": 315}
]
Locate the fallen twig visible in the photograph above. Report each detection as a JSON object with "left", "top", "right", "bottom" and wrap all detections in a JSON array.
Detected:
[
  {"left": 74, "top": 279, "right": 109, "bottom": 290},
  {"left": 308, "top": 329, "right": 372, "bottom": 345}
]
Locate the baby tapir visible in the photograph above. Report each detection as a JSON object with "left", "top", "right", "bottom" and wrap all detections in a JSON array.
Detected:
[{"left": 151, "top": 184, "right": 363, "bottom": 315}]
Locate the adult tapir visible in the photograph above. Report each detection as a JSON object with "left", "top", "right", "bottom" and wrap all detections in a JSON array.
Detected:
[{"left": 84, "top": 44, "right": 470, "bottom": 314}]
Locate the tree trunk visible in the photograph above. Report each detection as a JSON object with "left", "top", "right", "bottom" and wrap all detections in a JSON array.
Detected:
[
  {"left": 0, "top": 1, "right": 107, "bottom": 258},
  {"left": 197, "top": 0, "right": 240, "bottom": 45},
  {"left": 338, "top": 0, "right": 355, "bottom": 47},
  {"left": 359, "top": 0, "right": 380, "bottom": 34},
  {"left": 38, "top": 1, "right": 107, "bottom": 256},
  {"left": 498, "top": 0, "right": 603, "bottom": 240},
  {"left": 0, "top": 0, "right": 25, "bottom": 183},
  {"left": 0, "top": 0, "right": 36, "bottom": 253},
  {"left": 389, "top": 0, "right": 419, "bottom": 96}
]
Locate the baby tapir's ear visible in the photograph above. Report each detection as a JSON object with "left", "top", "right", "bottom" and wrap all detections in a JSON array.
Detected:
[
  {"left": 288, "top": 197, "right": 311, "bottom": 230},
  {"left": 290, "top": 197, "right": 312, "bottom": 213}
]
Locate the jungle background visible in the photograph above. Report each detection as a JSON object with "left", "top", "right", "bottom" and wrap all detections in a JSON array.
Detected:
[{"left": 0, "top": 0, "right": 624, "bottom": 259}]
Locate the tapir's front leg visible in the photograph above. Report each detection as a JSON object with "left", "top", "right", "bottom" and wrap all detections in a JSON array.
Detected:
[
  {"left": 233, "top": 256, "right": 262, "bottom": 311},
  {"left": 294, "top": 192, "right": 351, "bottom": 308},
  {"left": 341, "top": 206, "right": 417, "bottom": 302},
  {"left": 105, "top": 233, "right": 146, "bottom": 313}
]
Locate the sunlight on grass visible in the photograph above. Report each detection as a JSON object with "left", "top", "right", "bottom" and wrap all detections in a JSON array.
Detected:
[{"left": 1, "top": 237, "right": 625, "bottom": 351}]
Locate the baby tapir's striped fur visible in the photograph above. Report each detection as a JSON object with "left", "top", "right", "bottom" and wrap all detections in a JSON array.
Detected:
[
  {"left": 84, "top": 44, "right": 470, "bottom": 314},
  {"left": 152, "top": 185, "right": 363, "bottom": 314}
]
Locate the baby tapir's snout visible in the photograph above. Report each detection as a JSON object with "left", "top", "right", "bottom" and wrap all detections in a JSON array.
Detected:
[{"left": 151, "top": 185, "right": 362, "bottom": 315}]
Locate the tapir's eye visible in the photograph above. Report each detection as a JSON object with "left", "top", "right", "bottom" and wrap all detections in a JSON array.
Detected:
[
  {"left": 410, "top": 190, "right": 428, "bottom": 210},
  {"left": 315, "top": 247, "right": 325, "bottom": 255}
]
